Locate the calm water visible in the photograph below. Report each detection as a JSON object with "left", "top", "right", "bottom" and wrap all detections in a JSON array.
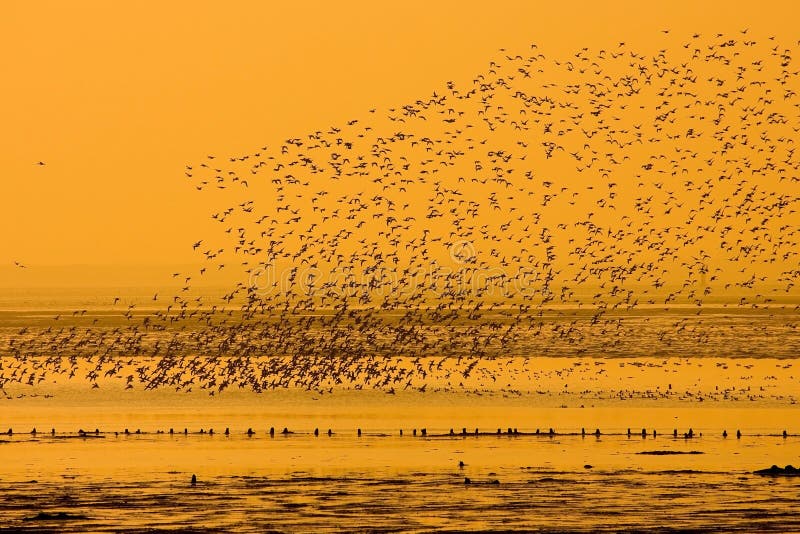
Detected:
[
  {"left": 1, "top": 387, "right": 800, "bottom": 532},
  {"left": 1, "top": 290, "right": 799, "bottom": 531}
]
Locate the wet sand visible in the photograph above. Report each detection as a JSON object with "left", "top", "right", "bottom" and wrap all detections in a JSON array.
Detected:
[
  {"left": 1, "top": 364, "right": 799, "bottom": 532},
  {"left": 1, "top": 404, "right": 799, "bottom": 532}
]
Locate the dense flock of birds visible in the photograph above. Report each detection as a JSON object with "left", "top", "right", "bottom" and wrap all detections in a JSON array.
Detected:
[{"left": 3, "top": 31, "right": 800, "bottom": 393}]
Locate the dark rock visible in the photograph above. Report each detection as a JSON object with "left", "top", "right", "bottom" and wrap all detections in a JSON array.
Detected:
[
  {"left": 637, "top": 450, "right": 704, "bottom": 455},
  {"left": 755, "top": 465, "right": 800, "bottom": 476}
]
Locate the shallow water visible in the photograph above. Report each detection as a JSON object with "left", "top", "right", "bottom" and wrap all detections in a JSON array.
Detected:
[
  {"left": 1, "top": 387, "right": 800, "bottom": 532},
  {"left": 1, "top": 291, "right": 800, "bottom": 531}
]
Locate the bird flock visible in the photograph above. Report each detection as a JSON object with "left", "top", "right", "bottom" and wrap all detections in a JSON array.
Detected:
[{"left": 2, "top": 31, "right": 800, "bottom": 394}]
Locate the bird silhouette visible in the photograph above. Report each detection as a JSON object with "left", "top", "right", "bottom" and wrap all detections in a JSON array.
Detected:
[{"left": 1, "top": 31, "right": 799, "bottom": 396}]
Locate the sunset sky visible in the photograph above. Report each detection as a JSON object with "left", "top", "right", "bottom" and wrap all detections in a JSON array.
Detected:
[{"left": 2, "top": 0, "right": 798, "bottom": 281}]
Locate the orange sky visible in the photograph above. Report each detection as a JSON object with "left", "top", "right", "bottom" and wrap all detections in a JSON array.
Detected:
[{"left": 2, "top": 0, "right": 798, "bottom": 273}]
